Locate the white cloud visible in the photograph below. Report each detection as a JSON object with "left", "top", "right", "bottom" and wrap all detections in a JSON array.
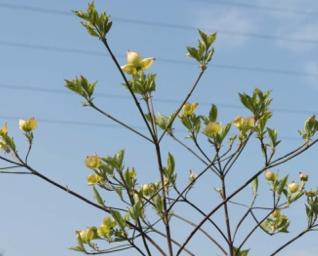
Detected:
[
  {"left": 190, "top": 0, "right": 318, "bottom": 53},
  {"left": 192, "top": 9, "right": 256, "bottom": 47},
  {"left": 275, "top": 22, "right": 318, "bottom": 53},
  {"left": 255, "top": 0, "right": 318, "bottom": 53}
]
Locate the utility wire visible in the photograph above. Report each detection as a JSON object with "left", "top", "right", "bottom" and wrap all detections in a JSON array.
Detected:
[
  {"left": 0, "top": 114, "right": 302, "bottom": 141},
  {"left": 1, "top": 2, "right": 318, "bottom": 45},
  {"left": 189, "top": 0, "right": 318, "bottom": 17},
  {"left": 0, "top": 83, "right": 317, "bottom": 116},
  {"left": 1, "top": 40, "right": 317, "bottom": 78}
]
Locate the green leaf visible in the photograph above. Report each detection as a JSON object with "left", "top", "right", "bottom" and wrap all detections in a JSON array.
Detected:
[
  {"left": 251, "top": 177, "right": 258, "bottom": 198},
  {"left": 129, "top": 201, "right": 143, "bottom": 220},
  {"left": 81, "top": 22, "right": 99, "bottom": 37},
  {"left": 65, "top": 76, "right": 97, "bottom": 101},
  {"left": 288, "top": 191, "right": 304, "bottom": 204},
  {"left": 74, "top": 2, "right": 112, "bottom": 38},
  {"left": 69, "top": 245, "right": 85, "bottom": 252},
  {"left": 277, "top": 176, "right": 288, "bottom": 195},
  {"left": 153, "top": 195, "right": 164, "bottom": 215},
  {"left": 114, "top": 187, "right": 124, "bottom": 201},
  {"left": 267, "top": 128, "right": 280, "bottom": 147},
  {"left": 165, "top": 152, "right": 175, "bottom": 179},
  {"left": 92, "top": 186, "right": 105, "bottom": 206},
  {"left": 115, "top": 149, "right": 125, "bottom": 170},
  {"left": 198, "top": 30, "right": 208, "bottom": 47},
  {"left": 205, "top": 48, "right": 215, "bottom": 63},
  {"left": 209, "top": 104, "right": 218, "bottom": 122},
  {"left": 239, "top": 93, "right": 254, "bottom": 113},
  {"left": 111, "top": 210, "right": 126, "bottom": 229},
  {"left": 220, "top": 123, "right": 232, "bottom": 142},
  {"left": 207, "top": 32, "right": 217, "bottom": 46},
  {"left": 234, "top": 247, "right": 250, "bottom": 256},
  {"left": 186, "top": 47, "right": 200, "bottom": 61}
]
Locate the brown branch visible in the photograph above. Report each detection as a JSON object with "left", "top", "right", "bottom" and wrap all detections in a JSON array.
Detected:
[
  {"left": 176, "top": 137, "right": 318, "bottom": 255},
  {"left": 150, "top": 227, "right": 195, "bottom": 256},
  {"left": 89, "top": 101, "right": 153, "bottom": 143},
  {"left": 99, "top": 37, "right": 156, "bottom": 142},
  {"left": 173, "top": 213, "right": 227, "bottom": 255},
  {"left": 159, "top": 70, "right": 205, "bottom": 142},
  {"left": 270, "top": 228, "right": 311, "bottom": 256}
]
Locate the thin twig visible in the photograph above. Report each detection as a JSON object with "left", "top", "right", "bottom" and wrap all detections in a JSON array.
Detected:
[
  {"left": 238, "top": 209, "right": 275, "bottom": 251},
  {"left": 270, "top": 228, "right": 311, "bottom": 256},
  {"left": 84, "top": 244, "right": 133, "bottom": 255},
  {"left": 159, "top": 70, "right": 205, "bottom": 142},
  {"left": 176, "top": 137, "right": 318, "bottom": 255},
  {"left": 99, "top": 38, "right": 156, "bottom": 142},
  {"left": 89, "top": 101, "right": 153, "bottom": 143},
  {"left": 173, "top": 184, "right": 230, "bottom": 245},
  {"left": 0, "top": 171, "right": 31, "bottom": 175},
  {"left": 173, "top": 213, "right": 227, "bottom": 255},
  {"left": 150, "top": 227, "right": 195, "bottom": 256}
]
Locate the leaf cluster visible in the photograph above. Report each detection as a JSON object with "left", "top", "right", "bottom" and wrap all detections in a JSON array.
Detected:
[
  {"left": 74, "top": 2, "right": 112, "bottom": 38},
  {"left": 187, "top": 30, "right": 216, "bottom": 70}
]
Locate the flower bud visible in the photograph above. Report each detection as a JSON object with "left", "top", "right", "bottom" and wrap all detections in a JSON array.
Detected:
[
  {"left": 85, "top": 155, "right": 101, "bottom": 169},
  {"left": 142, "top": 183, "right": 157, "bottom": 197},
  {"left": 299, "top": 172, "right": 308, "bottom": 182},
  {"left": 288, "top": 182, "right": 299, "bottom": 193},
  {"left": 0, "top": 142, "right": 10, "bottom": 153},
  {"left": 264, "top": 170, "right": 276, "bottom": 181},
  {"left": 271, "top": 209, "right": 280, "bottom": 218},
  {"left": 188, "top": 170, "right": 197, "bottom": 183},
  {"left": 0, "top": 123, "right": 8, "bottom": 136},
  {"left": 306, "top": 189, "right": 318, "bottom": 197}
]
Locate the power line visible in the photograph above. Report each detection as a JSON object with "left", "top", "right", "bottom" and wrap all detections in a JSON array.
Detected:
[
  {"left": 1, "top": 2, "right": 318, "bottom": 45},
  {"left": 1, "top": 40, "right": 317, "bottom": 78},
  {"left": 0, "top": 114, "right": 302, "bottom": 141},
  {"left": 192, "top": 0, "right": 318, "bottom": 16},
  {"left": 0, "top": 82, "right": 317, "bottom": 116}
]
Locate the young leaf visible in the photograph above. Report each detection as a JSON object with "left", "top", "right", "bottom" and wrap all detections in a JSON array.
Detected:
[
  {"left": 92, "top": 186, "right": 105, "bottom": 207},
  {"left": 251, "top": 177, "right": 258, "bottom": 198},
  {"left": 209, "top": 104, "right": 218, "bottom": 122}
]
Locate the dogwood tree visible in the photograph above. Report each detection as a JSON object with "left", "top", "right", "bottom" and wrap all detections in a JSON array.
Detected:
[{"left": 1, "top": 2, "right": 318, "bottom": 256}]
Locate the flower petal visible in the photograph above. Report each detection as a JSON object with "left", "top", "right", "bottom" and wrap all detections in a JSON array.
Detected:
[
  {"left": 126, "top": 51, "right": 141, "bottom": 65},
  {"left": 121, "top": 64, "right": 137, "bottom": 75},
  {"left": 140, "top": 57, "right": 155, "bottom": 70}
]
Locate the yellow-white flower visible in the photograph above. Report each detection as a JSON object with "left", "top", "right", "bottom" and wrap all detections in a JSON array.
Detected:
[
  {"left": 0, "top": 123, "right": 8, "bottom": 136},
  {"left": 19, "top": 117, "right": 37, "bottom": 132},
  {"left": 121, "top": 50, "right": 154, "bottom": 75},
  {"left": 204, "top": 122, "right": 222, "bottom": 137},
  {"left": 85, "top": 155, "right": 101, "bottom": 169},
  {"left": 87, "top": 174, "right": 104, "bottom": 185},
  {"left": 233, "top": 116, "right": 255, "bottom": 130},
  {"left": 181, "top": 102, "right": 198, "bottom": 117}
]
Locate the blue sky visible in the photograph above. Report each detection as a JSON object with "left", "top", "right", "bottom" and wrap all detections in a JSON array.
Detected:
[{"left": 0, "top": 0, "right": 318, "bottom": 255}]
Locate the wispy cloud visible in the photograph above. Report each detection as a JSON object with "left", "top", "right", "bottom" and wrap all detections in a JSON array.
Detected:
[
  {"left": 190, "top": 0, "right": 318, "bottom": 52},
  {"left": 191, "top": 8, "right": 256, "bottom": 47}
]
